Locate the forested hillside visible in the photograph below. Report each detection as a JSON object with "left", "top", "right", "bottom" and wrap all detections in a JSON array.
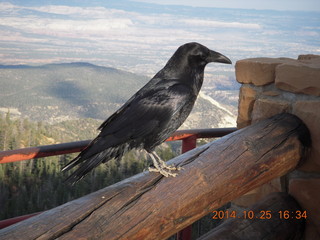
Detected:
[{"left": 0, "top": 113, "right": 176, "bottom": 220}]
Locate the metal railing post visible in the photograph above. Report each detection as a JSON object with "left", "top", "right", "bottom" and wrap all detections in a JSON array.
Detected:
[
  {"left": 181, "top": 136, "right": 197, "bottom": 153},
  {"left": 176, "top": 136, "right": 197, "bottom": 240}
]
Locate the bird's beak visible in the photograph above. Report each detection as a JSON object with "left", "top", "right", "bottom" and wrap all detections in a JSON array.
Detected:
[{"left": 207, "top": 50, "right": 232, "bottom": 64}]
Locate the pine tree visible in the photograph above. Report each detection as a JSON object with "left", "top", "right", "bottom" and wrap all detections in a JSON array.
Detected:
[{"left": 0, "top": 114, "right": 168, "bottom": 220}]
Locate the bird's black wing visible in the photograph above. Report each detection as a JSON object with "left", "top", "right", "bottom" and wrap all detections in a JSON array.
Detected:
[
  {"left": 90, "top": 79, "right": 193, "bottom": 153},
  {"left": 97, "top": 77, "right": 162, "bottom": 131},
  {"left": 63, "top": 79, "right": 193, "bottom": 177}
]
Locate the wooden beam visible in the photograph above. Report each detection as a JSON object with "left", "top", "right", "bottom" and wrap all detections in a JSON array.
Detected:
[
  {"left": 0, "top": 113, "right": 310, "bottom": 240},
  {"left": 198, "top": 192, "right": 305, "bottom": 240}
]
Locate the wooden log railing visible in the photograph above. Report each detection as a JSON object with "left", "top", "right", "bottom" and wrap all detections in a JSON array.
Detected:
[
  {"left": 0, "top": 113, "right": 310, "bottom": 240},
  {"left": 0, "top": 127, "right": 236, "bottom": 233},
  {"left": 198, "top": 192, "right": 305, "bottom": 240}
]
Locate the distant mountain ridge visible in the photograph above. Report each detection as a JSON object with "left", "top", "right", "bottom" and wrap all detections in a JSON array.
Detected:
[
  {"left": 0, "top": 62, "right": 103, "bottom": 69},
  {"left": 0, "top": 62, "right": 148, "bottom": 122},
  {"left": 0, "top": 62, "right": 236, "bottom": 128}
]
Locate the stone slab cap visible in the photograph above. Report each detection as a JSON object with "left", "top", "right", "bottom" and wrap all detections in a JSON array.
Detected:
[
  {"left": 275, "top": 58, "right": 320, "bottom": 96},
  {"left": 235, "top": 57, "right": 295, "bottom": 86}
]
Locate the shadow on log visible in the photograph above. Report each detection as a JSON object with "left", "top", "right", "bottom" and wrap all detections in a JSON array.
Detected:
[
  {"left": 0, "top": 113, "right": 310, "bottom": 240},
  {"left": 198, "top": 192, "right": 305, "bottom": 240}
]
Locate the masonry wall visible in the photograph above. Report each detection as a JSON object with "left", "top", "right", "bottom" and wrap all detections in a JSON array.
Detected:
[{"left": 235, "top": 54, "right": 320, "bottom": 239}]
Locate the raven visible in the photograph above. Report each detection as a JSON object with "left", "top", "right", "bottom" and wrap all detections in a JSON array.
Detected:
[{"left": 63, "top": 42, "right": 232, "bottom": 183}]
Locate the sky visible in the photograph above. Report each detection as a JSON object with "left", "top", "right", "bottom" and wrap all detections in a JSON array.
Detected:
[
  {"left": 0, "top": 0, "right": 319, "bottom": 77},
  {"left": 131, "top": 0, "right": 320, "bottom": 12}
]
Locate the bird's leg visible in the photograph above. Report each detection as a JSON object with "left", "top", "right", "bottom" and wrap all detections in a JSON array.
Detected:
[{"left": 148, "top": 151, "right": 181, "bottom": 177}]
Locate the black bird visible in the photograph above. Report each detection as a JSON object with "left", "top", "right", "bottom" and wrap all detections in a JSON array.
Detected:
[{"left": 63, "top": 42, "right": 232, "bottom": 183}]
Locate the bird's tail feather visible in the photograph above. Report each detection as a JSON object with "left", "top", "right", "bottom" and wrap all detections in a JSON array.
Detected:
[{"left": 63, "top": 144, "right": 128, "bottom": 184}]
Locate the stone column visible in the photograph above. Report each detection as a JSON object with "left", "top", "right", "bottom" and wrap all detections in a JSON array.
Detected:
[{"left": 235, "top": 54, "right": 320, "bottom": 239}]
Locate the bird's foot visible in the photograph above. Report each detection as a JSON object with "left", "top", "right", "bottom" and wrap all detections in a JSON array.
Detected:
[
  {"left": 148, "top": 165, "right": 178, "bottom": 177},
  {"left": 148, "top": 151, "right": 182, "bottom": 177}
]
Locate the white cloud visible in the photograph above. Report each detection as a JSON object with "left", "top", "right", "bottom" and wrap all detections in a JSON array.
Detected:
[
  {"left": 0, "top": 2, "right": 15, "bottom": 10},
  {"left": 0, "top": 3, "right": 261, "bottom": 41},
  {"left": 0, "top": 16, "right": 133, "bottom": 38},
  {"left": 0, "top": 2, "right": 318, "bottom": 73},
  {"left": 180, "top": 19, "right": 261, "bottom": 29},
  {"left": 23, "top": 4, "right": 130, "bottom": 19},
  {"left": 130, "top": 0, "right": 320, "bottom": 12}
]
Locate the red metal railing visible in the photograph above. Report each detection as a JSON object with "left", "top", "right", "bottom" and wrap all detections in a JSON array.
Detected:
[
  {"left": 0, "top": 127, "right": 237, "bottom": 237},
  {"left": 0, "top": 128, "right": 236, "bottom": 164}
]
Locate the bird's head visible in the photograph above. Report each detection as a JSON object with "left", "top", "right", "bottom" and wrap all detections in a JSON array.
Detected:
[
  {"left": 179, "top": 42, "right": 232, "bottom": 69},
  {"left": 161, "top": 42, "right": 232, "bottom": 77},
  {"left": 156, "top": 42, "right": 232, "bottom": 80}
]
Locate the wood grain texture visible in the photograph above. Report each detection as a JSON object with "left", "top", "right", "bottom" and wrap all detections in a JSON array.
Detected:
[{"left": 0, "top": 113, "right": 310, "bottom": 240}]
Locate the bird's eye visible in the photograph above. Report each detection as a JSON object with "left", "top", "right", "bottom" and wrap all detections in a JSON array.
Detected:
[
  {"left": 188, "top": 50, "right": 207, "bottom": 65},
  {"left": 191, "top": 51, "right": 205, "bottom": 60},
  {"left": 199, "top": 53, "right": 206, "bottom": 60}
]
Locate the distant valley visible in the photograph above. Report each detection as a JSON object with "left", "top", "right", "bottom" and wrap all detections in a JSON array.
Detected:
[
  {"left": 0, "top": 62, "right": 238, "bottom": 130},
  {"left": 0, "top": 62, "right": 239, "bottom": 219}
]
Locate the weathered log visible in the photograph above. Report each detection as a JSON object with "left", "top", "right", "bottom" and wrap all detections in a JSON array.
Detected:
[
  {"left": 0, "top": 113, "right": 310, "bottom": 240},
  {"left": 198, "top": 192, "right": 305, "bottom": 240}
]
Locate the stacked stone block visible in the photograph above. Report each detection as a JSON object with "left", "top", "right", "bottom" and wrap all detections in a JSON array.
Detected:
[{"left": 235, "top": 55, "right": 320, "bottom": 239}]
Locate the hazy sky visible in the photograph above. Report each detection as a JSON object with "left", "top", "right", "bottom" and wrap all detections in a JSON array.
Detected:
[
  {"left": 131, "top": 0, "right": 320, "bottom": 12},
  {"left": 1, "top": 1, "right": 319, "bottom": 75}
]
